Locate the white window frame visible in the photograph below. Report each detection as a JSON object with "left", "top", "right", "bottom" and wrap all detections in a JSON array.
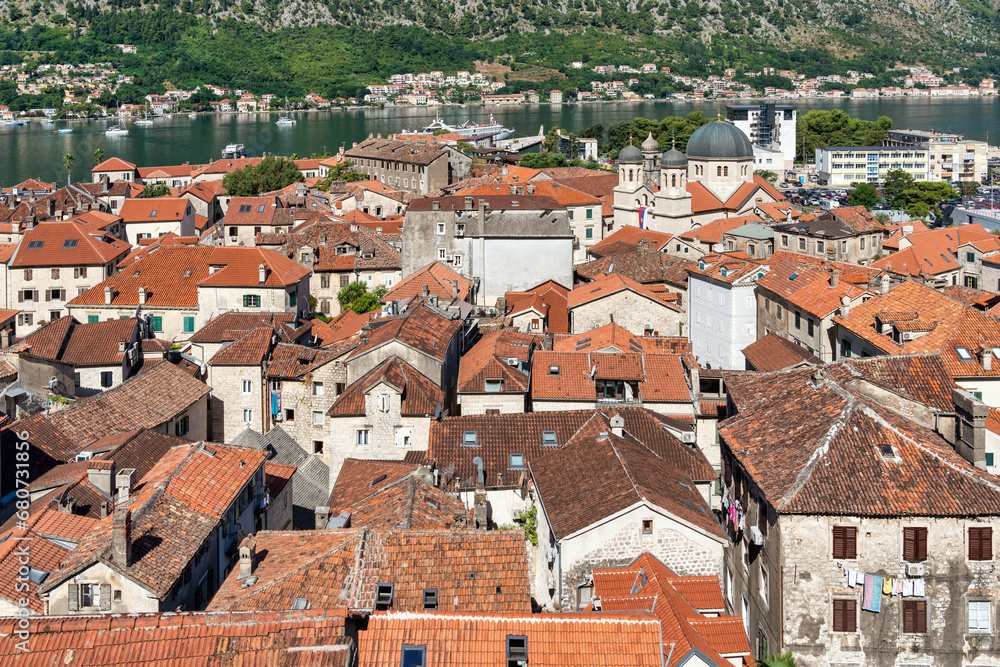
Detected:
[
  {"left": 242, "top": 409, "right": 253, "bottom": 423},
  {"left": 312, "top": 381, "right": 324, "bottom": 396},
  {"left": 241, "top": 379, "right": 253, "bottom": 394},
  {"left": 356, "top": 429, "right": 371, "bottom": 446},
  {"left": 969, "top": 600, "right": 991, "bottom": 633}
]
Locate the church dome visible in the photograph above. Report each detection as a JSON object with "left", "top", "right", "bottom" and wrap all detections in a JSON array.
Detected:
[
  {"left": 685, "top": 121, "right": 754, "bottom": 160},
  {"left": 660, "top": 148, "right": 688, "bottom": 168},
  {"left": 618, "top": 144, "right": 643, "bottom": 163},
  {"left": 641, "top": 132, "right": 660, "bottom": 152}
]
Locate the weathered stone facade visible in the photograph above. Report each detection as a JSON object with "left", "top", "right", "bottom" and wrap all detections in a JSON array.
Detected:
[
  {"left": 208, "top": 363, "right": 266, "bottom": 443},
  {"left": 266, "top": 358, "right": 347, "bottom": 463},
  {"left": 570, "top": 291, "right": 685, "bottom": 338}
]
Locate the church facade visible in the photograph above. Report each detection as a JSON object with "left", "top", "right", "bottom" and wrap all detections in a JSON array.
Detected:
[{"left": 613, "top": 121, "right": 786, "bottom": 236}]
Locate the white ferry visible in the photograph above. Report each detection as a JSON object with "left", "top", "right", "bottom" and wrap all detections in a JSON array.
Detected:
[{"left": 401, "top": 114, "right": 514, "bottom": 141}]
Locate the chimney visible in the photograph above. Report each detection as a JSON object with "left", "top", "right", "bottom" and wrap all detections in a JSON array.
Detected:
[
  {"left": 47, "top": 198, "right": 56, "bottom": 217},
  {"left": 983, "top": 348, "right": 994, "bottom": 372},
  {"left": 810, "top": 369, "right": 826, "bottom": 389},
  {"left": 1, "top": 328, "right": 11, "bottom": 348},
  {"left": 452, "top": 279, "right": 459, "bottom": 296},
  {"left": 478, "top": 199, "right": 486, "bottom": 226},
  {"left": 432, "top": 200, "right": 440, "bottom": 210},
  {"left": 902, "top": 224, "right": 913, "bottom": 235},
  {"left": 526, "top": 184, "right": 535, "bottom": 195},
  {"left": 422, "top": 284, "right": 429, "bottom": 297},
  {"left": 104, "top": 285, "right": 112, "bottom": 305},
  {"left": 840, "top": 295, "right": 850, "bottom": 318},
  {"left": 543, "top": 332, "right": 554, "bottom": 351},
  {"left": 880, "top": 274, "right": 890, "bottom": 296},
  {"left": 25, "top": 216, "right": 35, "bottom": 230},
  {"left": 116, "top": 468, "right": 136, "bottom": 501},
  {"left": 953, "top": 388, "right": 989, "bottom": 469},
  {"left": 474, "top": 487, "right": 488, "bottom": 529},
  {"left": 509, "top": 184, "right": 517, "bottom": 195},
  {"left": 315, "top": 506, "right": 331, "bottom": 530},
  {"left": 464, "top": 196, "right": 473, "bottom": 210},
  {"left": 87, "top": 460, "right": 116, "bottom": 497},
  {"left": 452, "top": 507, "right": 468, "bottom": 530},
  {"left": 238, "top": 535, "right": 257, "bottom": 578},
  {"left": 119, "top": 341, "right": 126, "bottom": 353},
  {"left": 58, "top": 497, "right": 77, "bottom": 514},
  {"left": 138, "top": 287, "right": 146, "bottom": 305},
  {"left": 830, "top": 269, "right": 840, "bottom": 288},
  {"left": 101, "top": 501, "right": 109, "bottom": 519},
  {"left": 258, "top": 263, "right": 267, "bottom": 284},
  {"left": 112, "top": 506, "right": 132, "bottom": 567},
  {"left": 66, "top": 205, "right": 75, "bottom": 219},
  {"left": 610, "top": 414, "right": 624, "bottom": 437}
]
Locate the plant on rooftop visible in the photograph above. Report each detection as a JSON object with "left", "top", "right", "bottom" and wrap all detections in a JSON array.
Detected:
[
  {"left": 141, "top": 183, "right": 172, "bottom": 198},
  {"left": 221, "top": 155, "right": 303, "bottom": 197},
  {"left": 756, "top": 652, "right": 798, "bottom": 667},
  {"left": 336, "top": 281, "right": 387, "bottom": 314},
  {"left": 513, "top": 504, "right": 538, "bottom": 546},
  {"left": 316, "top": 160, "right": 365, "bottom": 191}
]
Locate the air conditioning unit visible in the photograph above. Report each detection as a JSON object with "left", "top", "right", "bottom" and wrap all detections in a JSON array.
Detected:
[
  {"left": 749, "top": 526, "right": 765, "bottom": 546},
  {"left": 681, "top": 431, "right": 696, "bottom": 444},
  {"left": 507, "top": 358, "right": 519, "bottom": 366},
  {"left": 905, "top": 562, "right": 925, "bottom": 577}
]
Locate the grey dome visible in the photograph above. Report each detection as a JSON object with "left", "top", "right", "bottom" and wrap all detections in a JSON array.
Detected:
[
  {"left": 685, "top": 121, "right": 754, "bottom": 160},
  {"left": 660, "top": 148, "right": 688, "bottom": 168},
  {"left": 618, "top": 144, "right": 643, "bottom": 163},
  {"left": 641, "top": 132, "right": 660, "bottom": 152}
]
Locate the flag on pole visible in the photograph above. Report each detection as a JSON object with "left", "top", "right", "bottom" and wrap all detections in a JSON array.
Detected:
[{"left": 638, "top": 206, "right": 648, "bottom": 229}]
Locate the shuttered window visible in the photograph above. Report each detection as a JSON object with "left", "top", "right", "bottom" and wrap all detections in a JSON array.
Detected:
[
  {"left": 832, "top": 526, "right": 857, "bottom": 560},
  {"left": 902, "top": 527, "right": 928, "bottom": 563},
  {"left": 832, "top": 599, "right": 857, "bottom": 632},
  {"left": 969, "top": 527, "right": 993, "bottom": 561},
  {"left": 903, "top": 599, "right": 927, "bottom": 634}
]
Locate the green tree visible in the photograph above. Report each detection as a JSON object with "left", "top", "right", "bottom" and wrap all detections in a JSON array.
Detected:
[
  {"left": 518, "top": 152, "right": 569, "bottom": 168},
  {"left": 756, "top": 652, "right": 797, "bottom": 667},
  {"left": 221, "top": 155, "right": 304, "bottom": 197},
  {"left": 754, "top": 169, "right": 778, "bottom": 185},
  {"left": 317, "top": 160, "right": 365, "bottom": 190},
  {"left": 902, "top": 181, "right": 957, "bottom": 218},
  {"left": 62, "top": 153, "right": 73, "bottom": 187},
  {"left": 93, "top": 148, "right": 104, "bottom": 165},
  {"left": 881, "top": 169, "right": 913, "bottom": 210},
  {"left": 335, "top": 281, "right": 386, "bottom": 314},
  {"left": 141, "top": 183, "right": 172, "bottom": 197},
  {"left": 848, "top": 183, "right": 881, "bottom": 208}
]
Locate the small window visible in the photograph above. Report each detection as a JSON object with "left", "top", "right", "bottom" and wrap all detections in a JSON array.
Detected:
[
  {"left": 183, "top": 316, "right": 195, "bottom": 333},
  {"left": 239, "top": 204, "right": 252, "bottom": 213},
  {"left": 642, "top": 519, "right": 653, "bottom": 535},
  {"left": 242, "top": 408, "right": 253, "bottom": 423},
  {"left": 956, "top": 347, "right": 974, "bottom": 361},
  {"left": 242, "top": 379, "right": 253, "bottom": 394},
  {"left": 585, "top": 227, "right": 593, "bottom": 239},
  {"left": 312, "top": 381, "right": 324, "bottom": 396},
  {"left": 436, "top": 223, "right": 446, "bottom": 235},
  {"left": 541, "top": 431, "right": 558, "bottom": 446},
  {"left": 969, "top": 527, "right": 993, "bottom": 561},
  {"left": 88, "top": 315, "right": 99, "bottom": 324},
  {"left": 833, "top": 598, "right": 857, "bottom": 632},
  {"left": 356, "top": 430, "right": 370, "bottom": 446},
  {"left": 63, "top": 239, "right": 78, "bottom": 249},
  {"left": 902, "top": 526, "right": 928, "bottom": 563},
  {"left": 462, "top": 431, "right": 477, "bottom": 447},
  {"left": 285, "top": 408, "right": 295, "bottom": 423},
  {"left": 903, "top": 599, "right": 927, "bottom": 634},
  {"left": 258, "top": 205, "right": 265, "bottom": 213},
  {"left": 760, "top": 566, "right": 768, "bottom": 605},
  {"left": 400, "top": 646, "right": 426, "bottom": 667},
  {"left": 506, "top": 636, "right": 527, "bottom": 666},
  {"left": 832, "top": 526, "right": 857, "bottom": 560},
  {"left": 149, "top": 210, "right": 157, "bottom": 217},
  {"left": 312, "top": 411, "right": 324, "bottom": 426},
  {"left": 969, "top": 600, "right": 991, "bottom": 633},
  {"left": 313, "top": 440, "right": 324, "bottom": 454},
  {"left": 375, "top": 583, "right": 394, "bottom": 609},
  {"left": 100, "top": 371, "right": 113, "bottom": 388},
  {"left": 243, "top": 294, "right": 261, "bottom": 308},
  {"left": 151, "top": 316, "right": 162, "bottom": 332},
  {"left": 509, "top": 453, "right": 525, "bottom": 469},
  {"left": 968, "top": 251, "right": 977, "bottom": 263},
  {"left": 422, "top": 589, "right": 438, "bottom": 610},
  {"left": 27, "top": 241, "right": 43, "bottom": 249}
]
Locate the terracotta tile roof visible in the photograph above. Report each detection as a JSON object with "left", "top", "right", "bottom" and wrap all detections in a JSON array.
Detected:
[
  {"left": 411, "top": 408, "right": 713, "bottom": 490},
  {"left": 742, "top": 333, "right": 821, "bottom": 371},
  {"left": 874, "top": 224, "right": 993, "bottom": 278},
  {"left": 833, "top": 280, "right": 1000, "bottom": 378},
  {"left": 755, "top": 201, "right": 800, "bottom": 224},
  {"left": 458, "top": 329, "right": 534, "bottom": 394},
  {"left": 504, "top": 280, "right": 570, "bottom": 333},
  {"left": 531, "top": 349, "right": 691, "bottom": 405},
  {"left": 329, "top": 357, "right": 443, "bottom": 417},
  {"left": 720, "top": 364, "right": 1000, "bottom": 516},
  {"left": 0, "top": 522, "right": 70, "bottom": 612},
  {"left": 349, "top": 303, "right": 462, "bottom": 363},
  {"left": 941, "top": 284, "right": 1000, "bottom": 310},
  {"left": 10, "top": 316, "right": 153, "bottom": 367},
  {"left": 383, "top": 262, "right": 472, "bottom": 303},
  {"left": 345, "top": 138, "right": 449, "bottom": 166},
  {"left": 687, "top": 251, "right": 765, "bottom": 285},
  {"left": 92, "top": 157, "right": 137, "bottom": 172},
  {"left": 189, "top": 311, "right": 299, "bottom": 343},
  {"left": 48, "top": 360, "right": 211, "bottom": 446},
  {"left": 0, "top": 245, "right": 15, "bottom": 264},
  {"left": 357, "top": 610, "right": 664, "bottom": 667},
  {"left": 10, "top": 222, "right": 130, "bottom": 267},
  {"left": 576, "top": 250, "right": 696, "bottom": 287},
  {"left": 266, "top": 342, "right": 343, "bottom": 379},
  {"left": 456, "top": 180, "right": 604, "bottom": 207},
  {"left": 119, "top": 197, "right": 189, "bottom": 223},
  {"left": 827, "top": 354, "right": 957, "bottom": 413},
  {"left": 7, "top": 178, "right": 56, "bottom": 192},
  {"left": 757, "top": 251, "right": 883, "bottom": 318},
  {"left": 265, "top": 461, "right": 295, "bottom": 497},
  {"left": 223, "top": 196, "right": 295, "bottom": 228},
  {"left": 71, "top": 210, "right": 122, "bottom": 232},
  {"left": 530, "top": 419, "right": 724, "bottom": 540},
  {"left": 554, "top": 322, "right": 648, "bottom": 353},
  {"left": 329, "top": 458, "right": 421, "bottom": 510},
  {"left": 314, "top": 310, "right": 378, "bottom": 346},
  {"left": 679, "top": 214, "right": 763, "bottom": 244},
  {"left": 31, "top": 507, "right": 100, "bottom": 542},
  {"left": 338, "top": 474, "right": 468, "bottom": 531},
  {"left": 70, "top": 246, "right": 308, "bottom": 308},
  {"left": 167, "top": 443, "right": 265, "bottom": 516},
  {"left": 0, "top": 611, "right": 351, "bottom": 665},
  {"left": 208, "top": 529, "right": 531, "bottom": 614},
  {"left": 209, "top": 327, "right": 274, "bottom": 365},
  {"left": 568, "top": 273, "right": 682, "bottom": 310}
]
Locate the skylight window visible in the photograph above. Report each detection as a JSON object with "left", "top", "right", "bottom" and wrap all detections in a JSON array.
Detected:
[
  {"left": 149, "top": 210, "right": 157, "bottom": 217},
  {"left": 63, "top": 239, "right": 78, "bottom": 249},
  {"left": 956, "top": 347, "right": 974, "bottom": 361},
  {"left": 509, "top": 453, "right": 525, "bottom": 469},
  {"left": 541, "top": 431, "right": 558, "bottom": 447},
  {"left": 238, "top": 204, "right": 251, "bottom": 213},
  {"left": 375, "top": 583, "right": 394, "bottom": 610},
  {"left": 878, "top": 443, "right": 896, "bottom": 460},
  {"left": 292, "top": 598, "right": 309, "bottom": 609},
  {"left": 258, "top": 205, "right": 266, "bottom": 213},
  {"left": 462, "top": 431, "right": 478, "bottom": 447},
  {"left": 27, "top": 240, "right": 43, "bottom": 249}
]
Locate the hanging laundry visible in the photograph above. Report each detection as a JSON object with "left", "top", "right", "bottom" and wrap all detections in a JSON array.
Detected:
[
  {"left": 882, "top": 577, "right": 893, "bottom": 595},
  {"left": 863, "top": 575, "right": 883, "bottom": 613},
  {"left": 847, "top": 570, "right": 856, "bottom": 588},
  {"left": 914, "top": 579, "right": 925, "bottom": 597},
  {"left": 853, "top": 570, "right": 864, "bottom": 587},
  {"left": 903, "top": 579, "right": 914, "bottom": 597},
  {"left": 892, "top": 577, "right": 900, "bottom": 597}
]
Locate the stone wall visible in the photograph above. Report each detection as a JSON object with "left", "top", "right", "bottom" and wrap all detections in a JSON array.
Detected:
[
  {"left": 571, "top": 291, "right": 685, "bottom": 338},
  {"left": 267, "top": 360, "right": 346, "bottom": 463},
  {"left": 458, "top": 391, "right": 525, "bottom": 416},
  {"left": 208, "top": 364, "right": 265, "bottom": 443}
]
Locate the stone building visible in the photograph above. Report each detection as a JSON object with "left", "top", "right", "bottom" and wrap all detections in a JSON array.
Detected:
[
  {"left": 220, "top": 196, "right": 294, "bottom": 246},
  {"left": 456, "top": 328, "right": 535, "bottom": 416},
  {"left": 401, "top": 194, "right": 574, "bottom": 306},
  {"left": 343, "top": 137, "right": 472, "bottom": 196},
  {"left": 773, "top": 206, "right": 884, "bottom": 265},
  {"left": 719, "top": 360, "right": 1000, "bottom": 665},
  {"left": 118, "top": 198, "right": 197, "bottom": 245},
  {"left": 206, "top": 327, "right": 275, "bottom": 443},
  {"left": 530, "top": 411, "right": 724, "bottom": 611},
  {"left": 567, "top": 273, "right": 684, "bottom": 337}
]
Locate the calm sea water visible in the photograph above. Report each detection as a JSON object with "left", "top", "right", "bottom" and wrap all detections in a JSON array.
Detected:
[{"left": 1, "top": 97, "right": 998, "bottom": 186}]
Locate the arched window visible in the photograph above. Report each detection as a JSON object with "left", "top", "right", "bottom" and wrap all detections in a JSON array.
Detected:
[
  {"left": 724, "top": 166, "right": 729, "bottom": 177},
  {"left": 628, "top": 169, "right": 633, "bottom": 183},
  {"left": 717, "top": 166, "right": 722, "bottom": 177},
  {"left": 671, "top": 174, "right": 677, "bottom": 187}
]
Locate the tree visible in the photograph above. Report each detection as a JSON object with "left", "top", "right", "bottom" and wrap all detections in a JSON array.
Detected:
[
  {"left": 336, "top": 281, "right": 387, "bottom": 314},
  {"left": 62, "top": 153, "right": 73, "bottom": 186},
  {"left": 93, "top": 148, "right": 104, "bottom": 165},
  {"left": 221, "top": 155, "right": 304, "bottom": 197},
  {"left": 754, "top": 169, "right": 778, "bottom": 185},
  {"left": 141, "top": 183, "right": 172, "bottom": 198},
  {"left": 881, "top": 169, "right": 913, "bottom": 210},
  {"left": 756, "top": 652, "right": 797, "bottom": 667},
  {"left": 960, "top": 182, "right": 980, "bottom": 198},
  {"left": 848, "top": 183, "right": 881, "bottom": 208},
  {"left": 902, "top": 181, "right": 957, "bottom": 219},
  {"left": 518, "top": 152, "right": 568, "bottom": 169},
  {"left": 317, "top": 160, "right": 365, "bottom": 190}
]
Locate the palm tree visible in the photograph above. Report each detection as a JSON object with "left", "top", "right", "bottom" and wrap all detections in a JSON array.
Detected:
[
  {"left": 756, "top": 652, "right": 797, "bottom": 667},
  {"left": 93, "top": 148, "right": 104, "bottom": 165},
  {"left": 62, "top": 153, "right": 74, "bottom": 187}
]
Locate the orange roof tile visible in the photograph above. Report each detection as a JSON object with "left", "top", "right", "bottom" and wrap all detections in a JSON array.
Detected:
[
  {"left": 567, "top": 273, "right": 681, "bottom": 310},
  {"left": 383, "top": 262, "right": 473, "bottom": 303},
  {"left": 119, "top": 197, "right": 189, "bottom": 223},
  {"left": 679, "top": 214, "right": 762, "bottom": 244},
  {"left": 10, "top": 222, "right": 130, "bottom": 267}
]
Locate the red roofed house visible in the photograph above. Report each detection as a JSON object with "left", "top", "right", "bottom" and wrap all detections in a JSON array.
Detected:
[
  {"left": 67, "top": 246, "right": 311, "bottom": 340},
  {"left": 567, "top": 272, "right": 684, "bottom": 337},
  {"left": 773, "top": 206, "right": 885, "bottom": 265},
  {"left": 8, "top": 221, "right": 132, "bottom": 335},
  {"left": 91, "top": 157, "right": 138, "bottom": 184},
  {"left": 38, "top": 441, "right": 268, "bottom": 614},
  {"left": 118, "top": 197, "right": 197, "bottom": 245},
  {"left": 457, "top": 328, "right": 536, "bottom": 415},
  {"left": 505, "top": 280, "right": 570, "bottom": 334},
  {"left": 222, "top": 196, "right": 294, "bottom": 246}
]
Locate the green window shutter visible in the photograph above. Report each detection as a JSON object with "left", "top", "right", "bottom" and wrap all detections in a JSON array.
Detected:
[
  {"left": 289, "top": 291, "right": 297, "bottom": 307},
  {"left": 586, "top": 228, "right": 593, "bottom": 239},
  {"left": 586, "top": 209, "right": 593, "bottom": 219},
  {"left": 183, "top": 316, "right": 194, "bottom": 333},
  {"left": 151, "top": 316, "right": 162, "bottom": 332},
  {"left": 967, "top": 252, "right": 976, "bottom": 263},
  {"left": 87, "top": 315, "right": 99, "bottom": 324}
]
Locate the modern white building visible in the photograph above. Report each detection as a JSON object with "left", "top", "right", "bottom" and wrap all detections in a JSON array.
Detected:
[
  {"left": 884, "top": 128, "right": 988, "bottom": 184},
  {"left": 687, "top": 252, "right": 767, "bottom": 370},
  {"left": 815, "top": 146, "right": 929, "bottom": 186},
  {"left": 726, "top": 104, "right": 797, "bottom": 168}
]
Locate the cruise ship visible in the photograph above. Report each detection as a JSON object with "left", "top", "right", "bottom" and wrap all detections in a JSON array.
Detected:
[{"left": 401, "top": 114, "right": 514, "bottom": 141}]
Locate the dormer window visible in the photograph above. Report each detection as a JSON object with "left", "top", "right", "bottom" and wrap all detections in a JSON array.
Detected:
[
  {"left": 462, "top": 431, "right": 478, "bottom": 447},
  {"left": 258, "top": 205, "right": 265, "bottom": 213},
  {"left": 375, "top": 583, "right": 393, "bottom": 610},
  {"left": 485, "top": 379, "right": 503, "bottom": 393},
  {"left": 507, "top": 636, "right": 527, "bottom": 667}
]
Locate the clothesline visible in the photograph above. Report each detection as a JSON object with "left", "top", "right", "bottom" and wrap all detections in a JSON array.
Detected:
[{"left": 844, "top": 567, "right": 926, "bottom": 614}]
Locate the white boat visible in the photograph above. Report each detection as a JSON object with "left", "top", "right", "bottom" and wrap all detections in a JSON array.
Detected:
[
  {"left": 402, "top": 113, "right": 514, "bottom": 141},
  {"left": 106, "top": 125, "right": 128, "bottom": 136},
  {"left": 188, "top": 113, "right": 197, "bottom": 119},
  {"left": 275, "top": 96, "right": 296, "bottom": 126},
  {"left": 134, "top": 100, "right": 154, "bottom": 125},
  {"left": 221, "top": 143, "right": 247, "bottom": 158},
  {"left": 57, "top": 128, "right": 73, "bottom": 133}
]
